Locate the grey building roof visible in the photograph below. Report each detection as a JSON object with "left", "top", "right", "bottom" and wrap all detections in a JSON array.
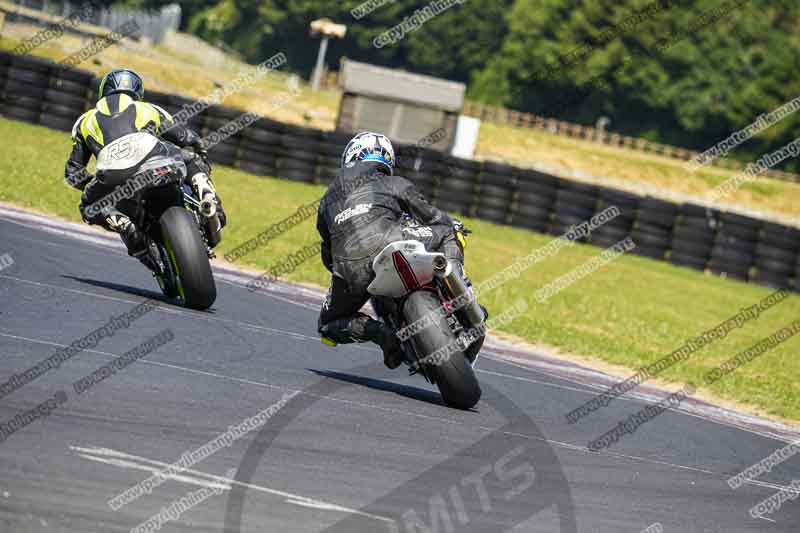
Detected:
[{"left": 339, "top": 58, "right": 465, "bottom": 112}]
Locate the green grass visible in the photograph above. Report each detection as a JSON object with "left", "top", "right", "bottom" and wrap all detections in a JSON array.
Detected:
[
  {"left": 476, "top": 122, "right": 800, "bottom": 220},
  {"left": 4, "top": 27, "right": 800, "bottom": 222},
  {"left": 0, "top": 30, "right": 340, "bottom": 131},
  {"left": 2, "top": 116, "right": 799, "bottom": 423}
]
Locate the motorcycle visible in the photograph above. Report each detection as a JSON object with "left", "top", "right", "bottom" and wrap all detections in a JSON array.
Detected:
[
  {"left": 94, "top": 132, "right": 218, "bottom": 310},
  {"left": 367, "top": 236, "right": 486, "bottom": 410}
]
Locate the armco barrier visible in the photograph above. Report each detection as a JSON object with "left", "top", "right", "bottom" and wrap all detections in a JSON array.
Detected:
[{"left": 0, "top": 51, "right": 797, "bottom": 291}]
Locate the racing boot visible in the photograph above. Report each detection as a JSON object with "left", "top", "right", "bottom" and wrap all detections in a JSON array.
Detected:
[
  {"left": 105, "top": 211, "right": 149, "bottom": 266},
  {"left": 364, "top": 320, "right": 405, "bottom": 369},
  {"left": 320, "top": 314, "right": 405, "bottom": 369}
]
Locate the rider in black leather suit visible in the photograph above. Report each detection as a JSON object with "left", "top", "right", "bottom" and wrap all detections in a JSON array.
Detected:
[
  {"left": 65, "top": 69, "right": 225, "bottom": 259},
  {"left": 316, "top": 132, "right": 465, "bottom": 368}
]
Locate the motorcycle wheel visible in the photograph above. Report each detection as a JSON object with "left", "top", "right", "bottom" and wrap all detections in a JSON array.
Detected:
[
  {"left": 404, "top": 290, "right": 482, "bottom": 409},
  {"left": 159, "top": 207, "right": 217, "bottom": 310}
]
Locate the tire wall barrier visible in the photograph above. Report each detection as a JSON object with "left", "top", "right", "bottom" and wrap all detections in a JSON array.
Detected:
[{"left": 1, "top": 51, "right": 797, "bottom": 291}]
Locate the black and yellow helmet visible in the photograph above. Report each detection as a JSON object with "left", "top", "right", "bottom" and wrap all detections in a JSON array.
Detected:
[{"left": 98, "top": 69, "right": 144, "bottom": 101}]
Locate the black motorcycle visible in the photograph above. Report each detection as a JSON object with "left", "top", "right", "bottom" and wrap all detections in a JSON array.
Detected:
[{"left": 94, "top": 132, "right": 218, "bottom": 310}]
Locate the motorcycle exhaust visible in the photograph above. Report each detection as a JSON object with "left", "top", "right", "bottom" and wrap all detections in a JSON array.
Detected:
[
  {"left": 433, "top": 256, "right": 485, "bottom": 328},
  {"left": 198, "top": 195, "right": 222, "bottom": 248},
  {"left": 192, "top": 174, "right": 218, "bottom": 219},
  {"left": 199, "top": 196, "right": 217, "bottom": 218}
]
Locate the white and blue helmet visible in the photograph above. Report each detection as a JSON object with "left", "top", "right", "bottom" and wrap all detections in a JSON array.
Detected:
[{"left": 341, "top": 131, "right": 395, "bottom": 174}]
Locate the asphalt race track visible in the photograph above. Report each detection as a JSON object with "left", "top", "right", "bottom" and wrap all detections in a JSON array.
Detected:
[{"left": 1, "top": 203, "right": 799, "bottom": 533}]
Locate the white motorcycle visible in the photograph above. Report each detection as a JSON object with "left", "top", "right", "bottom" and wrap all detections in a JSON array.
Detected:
[{"left": 367, "top": 238, "right": 485, "bottom": 409}]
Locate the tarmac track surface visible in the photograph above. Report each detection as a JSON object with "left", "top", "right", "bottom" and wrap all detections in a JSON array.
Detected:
[{"left": 0, "top": 204, "right": 799, "bottom": 533}]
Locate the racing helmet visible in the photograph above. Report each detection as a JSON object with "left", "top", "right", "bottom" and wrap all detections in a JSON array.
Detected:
[
  {"left": 341, "top": 132, "right": 395, "bottom": 174},
  {"left": 98, "top": 69, "right": 144, "bottom": 101}
]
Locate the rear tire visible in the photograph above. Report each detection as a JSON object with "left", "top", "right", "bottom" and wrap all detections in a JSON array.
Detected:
[
  {"left": 404, "top": 291, "right": 482, "bottom": 409},
  {"left": 160, "top": 207, "right": 217, "bottom": 310}
]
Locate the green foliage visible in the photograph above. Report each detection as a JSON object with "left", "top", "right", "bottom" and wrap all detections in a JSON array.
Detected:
[
  {"left": 180, "top": 0, "right": 514, "bottom": 83},
  {"left": 114, "top": 0, "right": 800, "bottom": 170},
  {"left": 473, "top": 0, "right": 800, "bottom": 168}
]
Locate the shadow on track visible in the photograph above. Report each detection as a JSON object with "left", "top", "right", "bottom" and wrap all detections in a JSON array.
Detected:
[
  {"left": 62, "top": 275, "right": 218, "bottom": 314},
  {"left": 309, "top": 368, "right": 444, "bottom": 407},
  {"left": 62, "top": 275, "right": 165, "bottom": 300},
  {"left": 226, "top": 362, "right": 577, "bottom": 533}
]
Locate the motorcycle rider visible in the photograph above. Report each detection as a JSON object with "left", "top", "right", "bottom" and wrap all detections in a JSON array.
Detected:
[
  {"left": 64, "top": 68, "right": 225, "bottom": 260},
  {"left": 316, "top": 132, "right": 470, "bottom": 369}
]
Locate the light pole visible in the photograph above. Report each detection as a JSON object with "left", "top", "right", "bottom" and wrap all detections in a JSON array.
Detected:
[{"left": 310, "top": 18, "right": 347, "bottom": 92}]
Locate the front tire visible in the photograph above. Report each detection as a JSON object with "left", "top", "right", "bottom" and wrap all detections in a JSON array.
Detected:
[
  {"left": 404, "top": 290, "right": 481, "bottom": 409},
  {"left": 160, "top": 207, "right": 216, "bottom": 310}
]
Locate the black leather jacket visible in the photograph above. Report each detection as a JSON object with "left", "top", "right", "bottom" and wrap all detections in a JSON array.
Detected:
[{"left": 317, "top": 161, "right": 454, "bottom": 283}]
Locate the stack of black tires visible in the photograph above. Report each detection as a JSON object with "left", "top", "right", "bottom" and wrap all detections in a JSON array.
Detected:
[
  {"left": 753, "top": 223, "right": 799, "bottom": 289},
  {"left": 237, "top": 117, "right": 284, "bottom": 177},
  {"left": 429, "top": 155, "right": 474, "bottom": 212},
  {"left": 710, "top": 212, "right": 761, "bottom": 281},
  {"left": 549, "top": 181, "right": 598, "bottom": 241},
  {"left": 317, "top": 130, "right": 351, "bottom": 185},
  {"left": 476, "top": 161, "right": 515, "bottom": 225},
  {"left": 3, "top": 55, "right": 92, "bottom": 131},
  {"left": 274, "top": 125, "right": 321, "bottom": 183},
  {"left": 797, "top": 239, "right": 800, "bottom": 292},
  {"left": 203, "top": 105, "right": 244, "bottom": 167},
  {"left": 44, "top": 65, "right": 92, "bottom": 132},
  {"left": 589, "top": 189, "right": 638, "bottom": 248},
  {"left": 631, "top": 197, "right": 678, "bottom": 260},
  {"left": 669, "top": 203, "right": 717, "bottom": 271},
  {"left": 0, "top": 54, "right": 7, "bottom": 111},
  {"left": 3, "top": 50, "right": 798, "bottom": 292},
  {"left": 168, "top": 94, "right": 206, "bottom": 134},
  {"left": 420, "top": 149, "right": 445, "bottom": 201},
  {"left": 433, "top": 151, "right": 475, "bottom": 216},
  {"left": 2, "top": 54, "right": 49, "bottom": 125},
  {"left": 511, "top": 169, "right": 558, "bottom": 233}
]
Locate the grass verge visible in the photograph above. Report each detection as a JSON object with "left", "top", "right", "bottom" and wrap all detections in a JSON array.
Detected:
[
  {"left": 477, "top": 122, "right": 800, "bottom": 222},
  {"left": 1, "top": 116, "right": 798, "bottom": 422},
  {"left": 3, "top": 28, "right": 800, "bottom": 222}
]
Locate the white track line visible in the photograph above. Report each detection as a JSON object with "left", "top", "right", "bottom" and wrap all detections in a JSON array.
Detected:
[
  {"left": 0, "top": 331, "right": 786, "bottom": 496},
  {"left": 70, "top": 445, "right": 394, "bottom": 521},
  {"left": 481, "top": 353, "right": 800, "bottom": 446},
  {"left": 0, "top": 211, "right": 327, "bottom": 312},
  {"left": 0, "top": 273, "right": 320, "bottom": 344},
  {"left": 477, "top": 366, "right": 603, "bottom": 397},
  {"left": 3, "top": 206, "right": 799, "bottom": 489},
  {"left": 1, "top": 278, "right": 796, "bottom": 487},
  {"left": 0, "top": 214, "right": 126, "bottom": 250},
  {"left": 215, "top": 275, "right": 320, "bottom": 311},
  {"left": 0, "top": 212, "right": 327, "bottom": 320},
  {"left": 3, "top": 207, "right": 795, "bottom": 442},
  {"left": 7, "top": 267, "right": 795, "bottom": 449}
]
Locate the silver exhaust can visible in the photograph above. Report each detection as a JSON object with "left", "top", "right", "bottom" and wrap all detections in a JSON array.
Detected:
[{"left": 433, "top": 257, "right": 484, "bottom": 328}]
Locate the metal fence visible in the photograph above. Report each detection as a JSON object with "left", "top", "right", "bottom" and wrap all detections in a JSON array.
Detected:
[
  {"left": 461, "top": 101, "right": 800, "bottom": 185},
  {"left": 1, "top": 50, "right": 798, "bottom": 291},
  {"left": 4, "top": 0, "right": 180, "bottom": 43},
  {"left": 320, "top": 71, "right": 800, "bottom": 185}
]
